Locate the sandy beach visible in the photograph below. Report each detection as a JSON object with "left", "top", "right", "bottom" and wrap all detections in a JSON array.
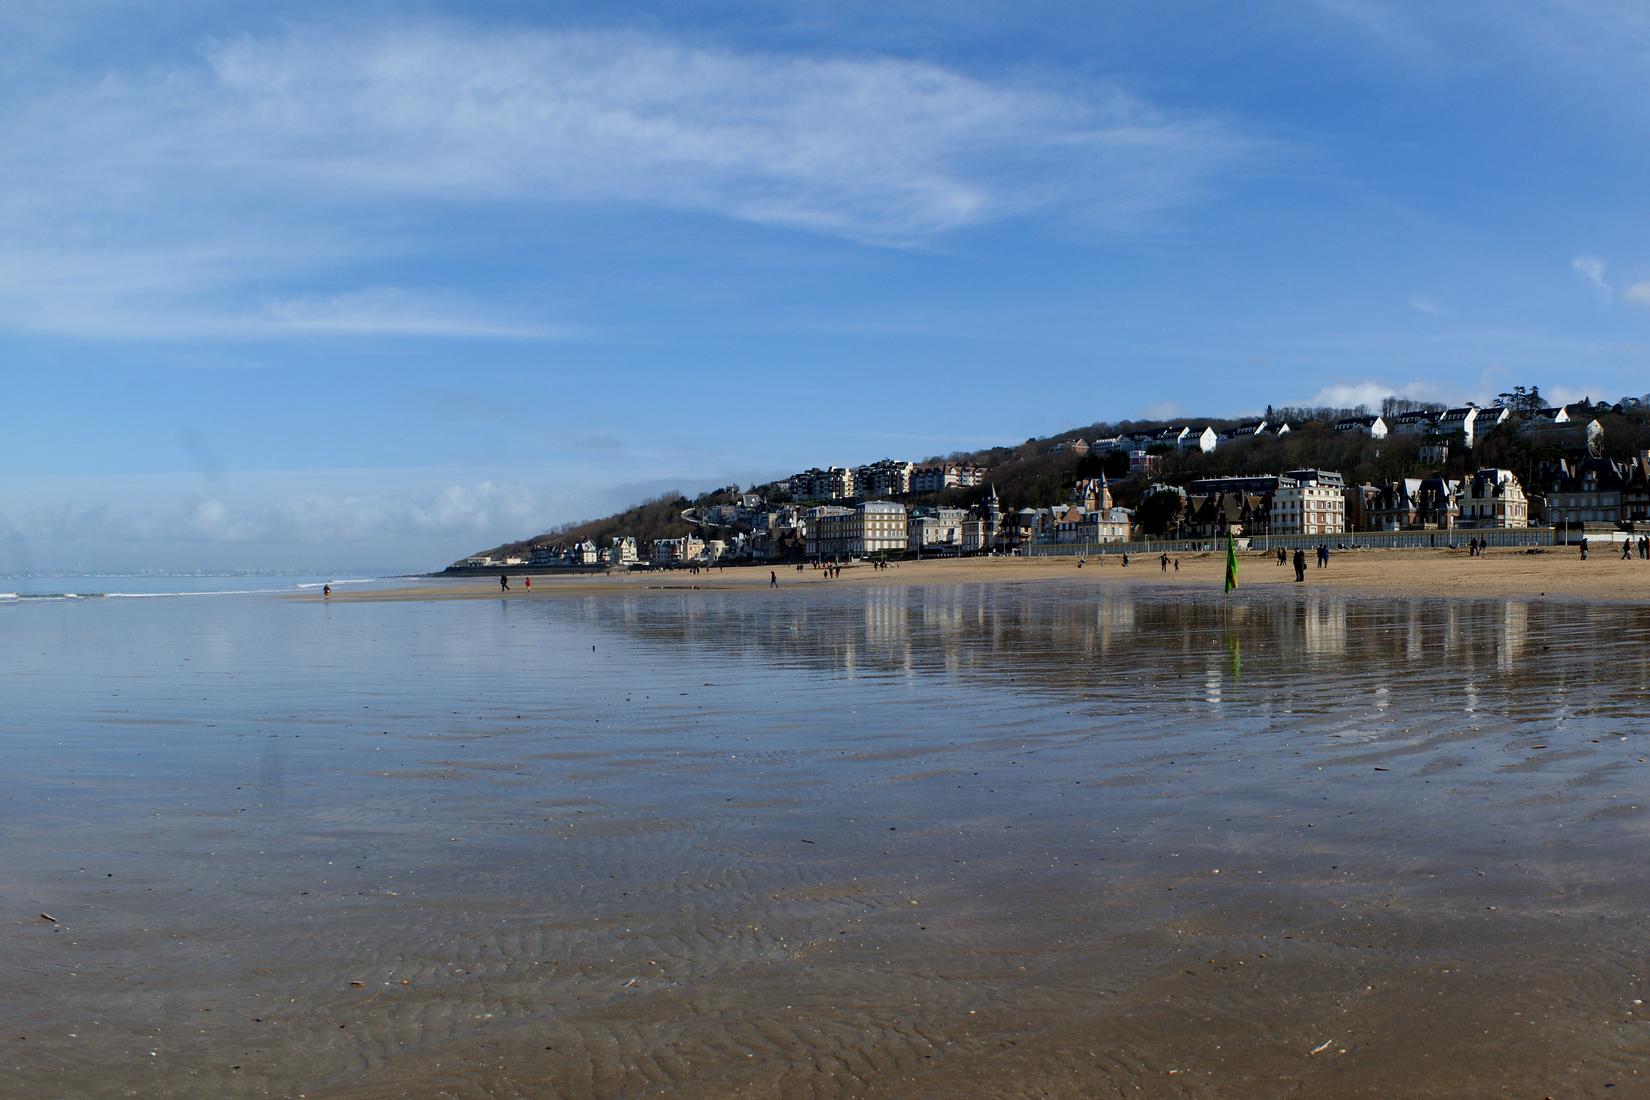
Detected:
[
  {"left": 330, "top": 545, "right": 1650, "bottom": 604},
  {"left": 12, "top": 581, "right": 1650, "bottom": 1097}
]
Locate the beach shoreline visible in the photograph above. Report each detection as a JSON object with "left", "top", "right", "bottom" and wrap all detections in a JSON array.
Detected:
[{"left": 317, "top": 546, "right": 1650, "bottom": 604}]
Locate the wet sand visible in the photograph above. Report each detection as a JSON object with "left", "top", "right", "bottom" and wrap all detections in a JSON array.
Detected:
[
  {"left": 8, "top": 585, "right": 1650, "bottom": 1096},
  {"left": 337, "top": 545, "right": 1650, "bottom": 604}
]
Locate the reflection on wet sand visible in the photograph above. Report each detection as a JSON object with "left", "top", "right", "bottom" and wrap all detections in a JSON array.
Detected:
[{"left": 8, "top": 584, "right": 1650, "bottom": 1098}]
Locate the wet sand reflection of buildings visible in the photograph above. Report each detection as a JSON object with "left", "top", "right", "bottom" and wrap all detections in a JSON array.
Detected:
[{"left": 565, "top": 585, "right": 1650, "bottom": 730}]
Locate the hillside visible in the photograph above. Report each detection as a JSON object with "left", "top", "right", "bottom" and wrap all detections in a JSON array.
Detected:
[{"left": 458, "top": 386, "right": 1650, "bottom": 565}]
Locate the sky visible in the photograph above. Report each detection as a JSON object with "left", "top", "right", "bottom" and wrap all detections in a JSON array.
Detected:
[{"left": 5, "top": 0, "right": 1650, "bottom": 572}]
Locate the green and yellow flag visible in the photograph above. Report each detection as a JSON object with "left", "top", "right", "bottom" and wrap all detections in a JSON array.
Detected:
[{"left": 1224, "top": 530, "right": 1238, "bottom": 593}]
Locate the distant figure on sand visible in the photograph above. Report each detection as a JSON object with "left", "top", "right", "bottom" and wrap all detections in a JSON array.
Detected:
[
  {"left": 1277, "top": 547, "right": 1287, "bottom": 566},
  {"left": 524, "top": 576, "right": 532, "bottom": 590},
  {"left": 1160, "top": 553, "right": 1169, "bottom": 572},
  {"left": 322, "top": 584, "right": 330, "bottom": 597},
  {"left": 1580, "top": 538, "right": 1589, "bottom": 561},
  {"left": 770, "top": 570, "right": 778, "bottom": 588},
  {"left": 1293, "top": 549, "right": 1307, "bottom": 582},
  {"left": 500, "top": 574, "right": 510, "bottom": 591},
  {"left": 1121, "top": 553, "right": 1129, "bottom": 568}
]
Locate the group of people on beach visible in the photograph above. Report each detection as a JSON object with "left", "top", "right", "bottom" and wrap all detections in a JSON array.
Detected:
[{"left": 1273, "top": 545, "right": 1331, "bottom": 578}]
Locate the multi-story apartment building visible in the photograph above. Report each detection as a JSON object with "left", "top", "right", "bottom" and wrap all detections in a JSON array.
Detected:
[
  {"left": 1458, "top": 468, "right": 1529, "bottom": 529},
  {"left": 909, "top": 463, "right": 989, "bottom": 494},
  {"left": 802, "top": 505, "right": 853, "bottom": 558},
  {"left": 650, "top": 535, "right": 706, "bottom": 564},
  {"left": 907, "top": 507, "right": 985, "bottom": 553},
  {"left": 1367, "top": 477, "right": 1459, "bottom": 531},
  {"left": 790, "top": 467, "right": 858, "bottom": 501},
  {"left": 608, "top": 536, "right": 639, "bottom": 566},
  {"left": 806, "top": 501, "right": 907, "bottom": 558},
  {"left": 1390, "top": 410, "right": 1437, "bottom": 437},
  {"left": 1052, "top": 505, "right": 1133, "bottom": 544},
  {"left": 855, "top": 459, "right": 915, "bottom": 498},
  {"left": 1270, "top": 473, "right": 1347, "bottom": 536},
  {"left": 1540, "top": 456, "right": 1624, "bottom": 528},
  {"left": 1334, "top": 414, "right": 1389, "bottom": 440}
]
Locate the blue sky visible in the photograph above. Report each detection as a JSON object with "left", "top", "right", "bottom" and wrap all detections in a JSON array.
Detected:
[{"left": 5, "top": 1, "right": 1650, "bottom": 571}]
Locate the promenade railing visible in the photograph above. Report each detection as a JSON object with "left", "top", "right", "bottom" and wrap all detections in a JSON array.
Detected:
[{"left": 1020, "top": 527, "right": 1557, "bottom": 558}]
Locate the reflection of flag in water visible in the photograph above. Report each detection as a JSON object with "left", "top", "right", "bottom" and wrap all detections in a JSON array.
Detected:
[{"left": 1224, "top": 530, "right": 1239, "bottom": 593}]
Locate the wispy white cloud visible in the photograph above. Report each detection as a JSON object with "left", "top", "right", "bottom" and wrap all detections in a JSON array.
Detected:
[
  {"left": 1624, "top": 281, "right": 1650, "bottom": 307},
  {"left": 1298, "top": 379, "right": 1462, "bottom": 409},
  {"left": 1407, "top": 297, "right": 1442, "bottom": 315},
  {"left": 262, "top": 288, "right": 575, "bottom": 340},
  {"left": 0, "top": 21, "right": 1270, "bottom": 341},
  {"left": 1573, "top": 254, "right": 1612, "bottom": 297}
]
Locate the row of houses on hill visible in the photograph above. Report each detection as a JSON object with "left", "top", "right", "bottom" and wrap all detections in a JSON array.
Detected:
[
  {"left": 1146, "top": 467, "right": 1541, "bottom": 539},
  {"left": 1054, "top": 420, "right": 1294, "bottom": 460},
  {"left": 1334, "top": 404, "right": 1602, "bottom": 449},
  {"left": 787, "top": 460, "right": 989, "bottom": 502}
]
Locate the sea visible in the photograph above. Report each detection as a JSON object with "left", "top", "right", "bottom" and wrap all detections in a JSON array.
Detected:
[
  {"left": 5, "top": 579, "right": 1650, "bottom": 1097},
  {"left": 0, "top": 570, "right": 406, "bottom": 601}
]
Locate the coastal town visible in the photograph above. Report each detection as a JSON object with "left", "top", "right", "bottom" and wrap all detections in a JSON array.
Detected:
[{"left": 457, "top": 389, "right": 1650, "bottom": 571}]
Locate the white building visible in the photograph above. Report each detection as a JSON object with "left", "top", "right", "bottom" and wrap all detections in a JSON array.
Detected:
[
  {"left": 1334, "top": 415, "right": 1389, "bottom": 440},
  {"left": 1177, "top": 426, "right": 1218, "bottom": 453},
  {"left": 1271, "top": 474, "right": 1347, "bottom": 536},
  {"left": 791, "top": 466, "right": 858, "bottom": 501},
  {"left": 1390, "top": 411, "right": 1436, "bottom": 437},
  {"left": 1436, "top": 407, "right": 1481, "bottom": 447},
  {"left": 608, "top": 536, "right": 639, "bottom": 567},
  {"left": 907, "top": 507, "right": 984, "bottom": 553},
  {"left": 1459, "top": 468, "right": 1529, "bottom": 529},
  {"left": 856, "top": 459, "right": 915, "bottom": 497},
  {"left": 909, "top": 463, "right": 989, "bottom": 494},
  {"left": 807, "top": 501, "right": 907, "bottom": 558},
  {"left": 651, "top": 535, "right": 706, "bottom": 564},
  {"left": 1221, "top": 419, "right": 1268, "bottom": 443}
]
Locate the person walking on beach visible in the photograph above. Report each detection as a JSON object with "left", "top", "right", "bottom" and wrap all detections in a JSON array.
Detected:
[
  {"left": 500, "top": 574, "right": 510, "bottom": 591},
  {"left": 1277, "top": 547, "right": 1287, "bottom": 566},
  {"left": 770, "top": 570, "right": 777, "bottom": 588},
  {"left": 1293, "top": 548, "right": 1307, "bottom": 582},
  {"left": 1580, "top": 537, "right": 1589, "bottom": 561},
  {"left": 1160, "top": 552, "right": 1169, "bottom": 573},
  {"left": 524, "top": 575, "right": 532, "bottom": 590},
  {"left": 322, "top": 583, "right": 330, "bottom": 597}
]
